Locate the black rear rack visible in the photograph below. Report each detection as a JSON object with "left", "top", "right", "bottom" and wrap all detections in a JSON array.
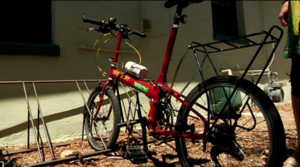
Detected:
[
  {"left": 191, "top": 25, "right": 282, "bottom": 54},
  {"left": 194, "top": 25, "right": 282, "bottom": 82},
  {"left": 172, "top": 25, "right": 283, "bottom": 94}
]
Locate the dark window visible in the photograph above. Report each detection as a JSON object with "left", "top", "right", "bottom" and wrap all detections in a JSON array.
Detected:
[
  {"left": 0, "top": 0, "right": 59, "bottom": 56},
  {"left": 211, "top": 0, "right": 239, "bottom": 40},
  {"left": 0, "top": 0, "right": 52, "bottom": 44}
]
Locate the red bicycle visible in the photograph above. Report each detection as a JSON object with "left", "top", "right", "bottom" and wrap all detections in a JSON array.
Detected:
[{"left": 82, "top": 1, "right": 286, "bottom": 166}]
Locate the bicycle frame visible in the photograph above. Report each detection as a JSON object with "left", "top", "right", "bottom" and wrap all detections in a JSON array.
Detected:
[
  {"left": 94, "top": 5, "right": 207, "bottom": 140},
  {"left": 82, "top": 2, "right": 286, "bottom": 166}
]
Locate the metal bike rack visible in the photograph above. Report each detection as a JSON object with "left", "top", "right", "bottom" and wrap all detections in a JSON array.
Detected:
[
  {"left": 0, "top": 79, "right": 105, "bottom": 166},
  {"left": 0, "top": 78, "right": 159, "bottom": 167}
]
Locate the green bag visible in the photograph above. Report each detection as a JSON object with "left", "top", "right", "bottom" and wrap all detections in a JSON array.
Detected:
[{"left": 209, "top": 87, "right": 242, "bottom": 119}]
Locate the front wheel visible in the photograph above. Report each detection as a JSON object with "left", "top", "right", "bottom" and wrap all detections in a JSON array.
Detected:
[
  {"left": 176, "top": 76, "right": 286, "bottom": 167},
  {"left": 84, "top": 87, "right": 121, "bottom": 151}
]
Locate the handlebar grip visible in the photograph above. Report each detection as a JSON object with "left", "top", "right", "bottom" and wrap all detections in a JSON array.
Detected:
[
  {"left": 82, "top": 14, "right": 103, "bottom": 26},
  {"left": 131, "top": 30, "right": 146, "bottom": 38}
]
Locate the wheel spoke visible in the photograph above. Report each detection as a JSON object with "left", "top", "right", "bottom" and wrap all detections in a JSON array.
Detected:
[{"left": 84, "top": 87, "right": 121, "bottom": 151}]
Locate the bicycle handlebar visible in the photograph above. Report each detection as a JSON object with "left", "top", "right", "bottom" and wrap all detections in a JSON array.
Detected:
[
  {"left": 82, "top": 14, "right": 104, "bottom": 26},
  {"left": 82, "top": 14, "right": 146, "bottom": 38}
]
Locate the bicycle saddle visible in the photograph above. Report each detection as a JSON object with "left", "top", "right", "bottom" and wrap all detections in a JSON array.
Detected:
[{"left": 164, "top": 0, "right": 204, "bottom": 8}]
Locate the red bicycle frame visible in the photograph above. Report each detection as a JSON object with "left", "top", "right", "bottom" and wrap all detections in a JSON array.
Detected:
[{"left": 95, "top": 5, "right": 207, "bottom": 140}]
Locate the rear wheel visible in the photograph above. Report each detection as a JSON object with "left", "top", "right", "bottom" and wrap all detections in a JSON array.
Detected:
[
  {"left": 84, "top": 87, "right": 121, "bottom": 151},
  {"left": 176, "top": 76, "right": 286, "bottom": 167}
]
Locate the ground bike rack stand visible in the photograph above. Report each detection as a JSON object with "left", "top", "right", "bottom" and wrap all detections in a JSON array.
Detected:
[
  {"left": 0, "top": 79, "right": 159, "bottom": 167},
  {"left": 21, "top": 139, "right": 161, "bottom": 167},
  {"left": 0, "top": 79, "right": 104, "bottom": 166}
]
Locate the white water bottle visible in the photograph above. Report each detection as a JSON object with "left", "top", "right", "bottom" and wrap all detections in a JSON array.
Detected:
[{"left": 125, "top": 61, "right": 148, "bottom": 79}]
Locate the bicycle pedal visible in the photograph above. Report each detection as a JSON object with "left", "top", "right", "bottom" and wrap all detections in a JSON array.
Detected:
[{"left": 125, "top": 145, "right": 148, "bottom": 164}]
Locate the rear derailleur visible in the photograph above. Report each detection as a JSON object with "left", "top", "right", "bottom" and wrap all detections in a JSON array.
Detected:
[{"left": 208, "top": 124, "right": 244, "bottom": 166}]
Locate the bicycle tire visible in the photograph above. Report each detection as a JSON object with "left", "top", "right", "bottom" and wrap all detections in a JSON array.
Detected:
[
  {"left": 84, "top": 87, "right": 121, "bottom": 151},
  {"left": 176, "top": 75, "right": 286, "bottom": 167}
]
